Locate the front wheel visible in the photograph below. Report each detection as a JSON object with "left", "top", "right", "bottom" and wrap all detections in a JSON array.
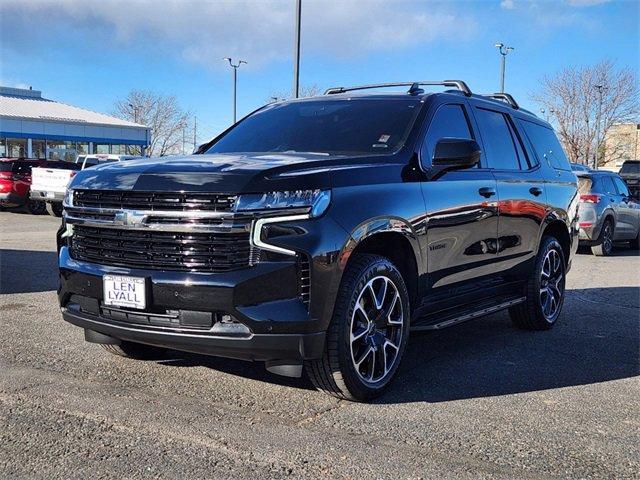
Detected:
[
  {"left": 45, "top": 202, "right": 63, "bottom": 217},
  {"left": 305, "top": 253, "right": 410, "bottom": 402},
  {"left": 510, "top": 236, "right": 566, "bottom": 330}
]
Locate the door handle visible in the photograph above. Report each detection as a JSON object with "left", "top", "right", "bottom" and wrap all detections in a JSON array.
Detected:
[
  {"left": 529, "top": 187, "right": 543, "bottom": 197},
  {"left": 479, "top": 187, "right": 496, "bottom": 198}
]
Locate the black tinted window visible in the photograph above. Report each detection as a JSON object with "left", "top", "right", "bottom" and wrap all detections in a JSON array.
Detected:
[
  {"left": 207, "top": 99, "right": 421, "bottom": 156},
  {"left": 421, "top": 104, "right": 473, "bottom": 163},
  {"left": 613, "top": 176, "right": 630, "bottom": 196},
  {"left": 520, "top": 120, "right": 571, "bottom": 171},
  {"left": 475, "top": 108, "right": 522, "bottom": 170},
  {"left": 619, "top": 161, "right": 640, "bottom": 175}
]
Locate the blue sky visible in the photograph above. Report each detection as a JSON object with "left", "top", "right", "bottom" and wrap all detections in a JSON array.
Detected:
[{"left": 1, "top": 0, "right": 638, "bottom": 146}]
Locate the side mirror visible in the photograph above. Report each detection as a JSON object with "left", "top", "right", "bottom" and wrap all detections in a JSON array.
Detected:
[{"left": 428, "top": 138, "right": 481, "bottom": 180}]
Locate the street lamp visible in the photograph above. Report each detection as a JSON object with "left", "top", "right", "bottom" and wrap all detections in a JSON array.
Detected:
[
  {"left": 494, "top": 43, "right": 514, "bottom": 93},
  {"left": 128, "top": 103, "right": 139, "bottom": 123},
  {"left": 224, "top": 57, "right": 247, "bottom": 123},
  {"left": 594, "top": 84, "right": 605, "bottom": 170}
]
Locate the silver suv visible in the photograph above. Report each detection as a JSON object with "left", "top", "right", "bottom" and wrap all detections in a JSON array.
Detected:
[{"left": 577, "top": 171, "right": 640, "bottom": 255}]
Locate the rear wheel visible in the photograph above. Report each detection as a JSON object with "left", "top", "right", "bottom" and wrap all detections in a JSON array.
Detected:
[
  {"left": 591, "top": 219, "right": 614, "bottom": 256},
  {"left": 100, "top": 341, "right": 166, "bottom": 360},
  {"left": 305, "top": 254, "right": 410, "bottom": 402},
  {"left": 509, "top": 236, "right": 566, "bottom": 330},
  {"left": 26, "top": 199, "right": 46, "bottom": 215},
  {"left": 630, "top": 229, "right": 640, "bottom": 250},
  {"left": 45, "top": 202, "right": 63, "bottom": 217}
]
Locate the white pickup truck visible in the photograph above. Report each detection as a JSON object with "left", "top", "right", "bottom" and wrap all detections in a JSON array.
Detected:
[{"left": 31, "top": 154, "right": 140, "bottom": 216}]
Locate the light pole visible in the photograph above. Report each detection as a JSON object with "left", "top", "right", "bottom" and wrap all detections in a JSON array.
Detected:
[
  {"left": 128, "top": 103, "right": 139, "bottom": 123},
  {"left": 293, "top": 0, "right": 302, "bottom": 98},
  {"left": 494, "top": 43, "right": 514, "bottom": 93},
  {"left": 594, "top": 84, "right": 605, "bottom": 170},
  {"left": 224, "top": 57, "right": 247, "bottom": 123}
]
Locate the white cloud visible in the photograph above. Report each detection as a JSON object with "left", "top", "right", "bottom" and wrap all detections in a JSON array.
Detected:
[
  {"left": 500, "top": 0, "right": 516, "bottom": 10},
  {"left": 0, "top": 0, "right": 478, "bottom": 70}
]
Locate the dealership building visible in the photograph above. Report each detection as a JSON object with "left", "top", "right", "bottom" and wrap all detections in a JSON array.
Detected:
[{"left": 0, "top": 86, "right": 150, "bottom": 161}]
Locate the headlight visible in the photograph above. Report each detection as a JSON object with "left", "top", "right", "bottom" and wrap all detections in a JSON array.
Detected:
[
  {"left": 63, "top": 188, "right": 74, "bottom": 208},
  {"left": 235, "top": 189, "right": 331, "bottom": 217}
]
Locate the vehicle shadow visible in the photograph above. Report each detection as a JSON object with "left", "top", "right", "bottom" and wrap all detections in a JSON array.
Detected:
[
  {"left": 0, "top": 249, "right": 59, "bottom": 294},
  {"left": 154, "top": 285, "right": 639, "bottom": 402}
]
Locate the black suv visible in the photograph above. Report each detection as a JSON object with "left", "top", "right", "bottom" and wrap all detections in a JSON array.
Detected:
[{"left": 58, "top": 81, "right": 579, "bottom": 401}]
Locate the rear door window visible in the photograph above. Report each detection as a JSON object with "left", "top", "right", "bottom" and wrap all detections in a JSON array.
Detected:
[
  {"left": 421, "top": 104, "right": 473, "bottom": 165},
  {"left": 474, "top": 108, "right": 522, "bottom": 170},
  {"left": 520, "top": 119, "right": 571, "bottom": 171},
  {"left": 596, "top": 176, "right": 617, "bottom": 195}
]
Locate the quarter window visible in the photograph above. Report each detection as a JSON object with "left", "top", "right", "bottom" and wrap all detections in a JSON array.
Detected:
[
  {"left": 474, "top": 108, "right": 522, "bottom": 170},
  {"left": 520, "top": 119, "right": 571, "bottom": 171},
  {"left": 612, "top": 176, "right": 630, "bottom": 196},
  {"left": 421, "top": 104, "right": 473, "bottom": 165}
]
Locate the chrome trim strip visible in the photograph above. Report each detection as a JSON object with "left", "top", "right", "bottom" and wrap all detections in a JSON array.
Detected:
[{"left": 251, "top": 214, "right": 310, "bottom": 256}]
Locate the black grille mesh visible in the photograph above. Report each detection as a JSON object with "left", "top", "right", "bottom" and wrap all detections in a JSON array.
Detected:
[{"left": 73, "top": 190, "right": 236, "bottom": 212}]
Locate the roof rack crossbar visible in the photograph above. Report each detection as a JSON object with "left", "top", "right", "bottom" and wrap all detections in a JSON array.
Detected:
[
  {"left": 482, "top": 93, "right": 520, "bottom": 110},
  {"left": 324, "top": 80, "right": 472, "bottom": 97}
]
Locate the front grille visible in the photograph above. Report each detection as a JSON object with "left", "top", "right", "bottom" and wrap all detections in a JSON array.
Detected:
[
  {"left": 71, "top": 225, "right": 252, "bottom": 272},
  {"left": 73, "top": 189, "right": 237, "bottom": 212}
]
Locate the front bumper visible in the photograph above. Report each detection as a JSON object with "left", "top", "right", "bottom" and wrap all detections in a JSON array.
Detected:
[
  {"left": 0, "top": 192, "right": 25, "bottom": 206},
  {"left": 58, "top": 245, "right": 328, "bottom": 362},
  {"left": 30, "top": 188, "right": 65, "bottom": 202}
]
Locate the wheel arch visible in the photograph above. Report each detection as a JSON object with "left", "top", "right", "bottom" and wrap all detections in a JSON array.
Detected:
[
  {"left": 541, "top": 220, "right": 571, "bottom": 266},
  {"left": 336, "top": 217, "right": 423, "bottom": 312}
]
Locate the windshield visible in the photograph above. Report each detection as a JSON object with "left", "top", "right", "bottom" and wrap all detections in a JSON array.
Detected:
[
  {"left": 206, "top": 98, "right": 422, "bottom": 156},
  {"left": 620, "top": 161, "right": 640, "bottom": 175}
]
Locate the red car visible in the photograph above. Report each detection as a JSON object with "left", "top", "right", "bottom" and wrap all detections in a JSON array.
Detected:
[{"left": 0, "top": 157, "right": 47, "bottom": 214}]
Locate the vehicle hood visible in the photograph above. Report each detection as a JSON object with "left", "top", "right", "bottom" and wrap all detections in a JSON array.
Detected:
[{"left": 69, "top": 153, "right": 344, "bottom": 193}]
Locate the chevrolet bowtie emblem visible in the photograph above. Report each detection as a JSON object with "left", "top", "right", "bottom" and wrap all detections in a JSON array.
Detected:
[{"left": 113, "top": 211, "right": 145, "bottom": 227}]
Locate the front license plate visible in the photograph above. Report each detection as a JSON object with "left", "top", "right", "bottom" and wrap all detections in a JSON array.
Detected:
[
  {"left": 103, "top": 275, "right": 146, "bottom": 310},
  {"left": 45, "top": 191, "right": 55, "bottom": 199}
]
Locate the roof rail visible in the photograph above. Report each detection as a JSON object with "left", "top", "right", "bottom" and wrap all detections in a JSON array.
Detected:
[
  {"left": 481, "top": 93, "right": 520, "bottom": 110},
  {"left": 324, "top": 80, "right": 472, "bottom": 97}
]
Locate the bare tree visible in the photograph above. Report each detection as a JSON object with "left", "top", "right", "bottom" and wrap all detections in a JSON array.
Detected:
[
  {"left": 532, "top": 60, "right": 638, "bottom": 167},
  {"left": 267, "top": 84, "right": 322, "bottom": 103},
  {"left": 113, "top": 91, "right": 191, "bottom": 157}
]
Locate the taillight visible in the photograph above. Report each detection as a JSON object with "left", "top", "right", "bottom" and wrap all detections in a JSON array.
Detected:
[
  {"left": 580, "top": 194, "right": 601, "bottom": 204},
  {"left": 0, "top": 172, "right": 11, "bottom": 180}
]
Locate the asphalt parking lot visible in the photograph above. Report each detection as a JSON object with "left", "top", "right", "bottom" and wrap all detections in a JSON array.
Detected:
[{"left": 1, "top": 210, "right": 638, "bottom": 479}]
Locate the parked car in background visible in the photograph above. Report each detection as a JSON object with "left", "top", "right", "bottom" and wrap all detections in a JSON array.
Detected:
[
  {"left": 58, "top": 80, "right": 579, "bottom": 401},
  {"left": 618, "top": 160, "right": 640, "bottom": 200},
  {"left": 0, "top": 157, "right": 47, "bottom": 214},
  {"left": 577, "top": 170, "right": 640, "bottom": 255},
  {"left": 32, "top": 155, "right": 140, "bottom": 217}
]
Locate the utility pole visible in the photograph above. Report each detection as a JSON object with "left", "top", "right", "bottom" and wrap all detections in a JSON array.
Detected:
[
  {"left": 494, "top": 43, "right": 514, "bottom": 93},
  {"left": 224, "top": 57, "right": 247, "bottom": 123},
  {"left": 293, "top": 0, "right": 302, "bottom": 98},
  {"left": 594, "top": 84, "right": 605, "bottom": 170}
]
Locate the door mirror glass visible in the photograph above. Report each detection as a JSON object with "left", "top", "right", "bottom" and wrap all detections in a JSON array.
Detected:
[{"left": 432, "top": 138, "right": 481, "bottom": 170}]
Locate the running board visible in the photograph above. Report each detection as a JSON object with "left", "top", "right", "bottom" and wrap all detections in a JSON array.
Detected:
[{"left": 411, "top": 296, "right": 526, "bottom": 331}]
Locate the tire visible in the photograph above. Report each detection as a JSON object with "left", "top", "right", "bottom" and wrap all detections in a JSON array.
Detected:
[
  {"left": 591, "top": 218, "right": 614, "bottom": 256},
  {"left": 26, "top": 200, "right": 46, "bottom": 215},
  {"left": 509, "top": 236, "right": 566, "bottom": 330},
  {"left": 100, "top": 341, "right": 166, "bottom": 360},
  {"left": 305, "top": 253, "right": 410, "bottom": 402},
  {"left": 45, "top": 202, "right": 63, "bottom": 217},
  {"left": 630, "top": 229, "right": 640, "bottom": 250}
]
